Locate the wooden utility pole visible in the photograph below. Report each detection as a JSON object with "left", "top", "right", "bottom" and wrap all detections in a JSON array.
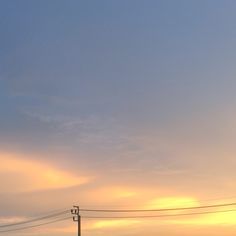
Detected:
[{"left": 71, "top": 206, "right": 81, "bottom": 236}]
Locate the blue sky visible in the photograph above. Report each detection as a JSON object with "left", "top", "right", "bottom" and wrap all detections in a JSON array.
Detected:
[
  {"left": 1, "top": 1, "right": 236, "bottom": 235},
  {"left": 1, "top": 0, "right": 236, "bottom": 151}
]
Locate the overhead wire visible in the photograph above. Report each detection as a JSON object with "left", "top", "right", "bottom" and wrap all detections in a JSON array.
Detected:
[
  {"left": 82, "top": 208, "right": 236, "bottom": 219},
  {"left": 80, "top": 202, "right": 236, "bottom": 212},
  {"left": 0, "top": 210, "right": 69, "bottom": 228},
  {"left": 2, "top": 208, "right": 236, "bottom": 233},
  {"left": 1, "top": 207, "right": 236, "bottom": 233},
  {"left": 0, "top": 216, "right": 71, "bottom": 233},
  {"left": 1, "top": 200, "right": 236, "bottom": 233},
  {"left": 78, "top": 195, "right": 236, "bottom": 209}
]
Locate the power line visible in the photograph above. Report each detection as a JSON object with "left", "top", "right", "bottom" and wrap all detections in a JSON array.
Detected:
[
  {"left": 0, "top": 210, "right": 69, "bottom": 228},
  {"left": 1, "top": 205, "right": 236, "bottom": 234},
  {"left": 80, "top": 202, "right": 236, "bottom": 213},
  {"left": 82, "top": 208, "right": 236, "bottom": 219},
  {"left": 2, "top": 201, "right": 236, "bottom": 233},
  {"left": 0, "top": 216, "right": 71, "bottom": 233},
  {"left": 79, "top": 196, "right": 236, "bottom": 208}
]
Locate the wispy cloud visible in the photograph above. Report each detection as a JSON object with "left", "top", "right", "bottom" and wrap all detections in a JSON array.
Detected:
[
  {"left": 23, "top": 110, "right": 132, "bottom": 152},
  {"left": 0, "top": 151, "right": 91, "bottom": 193}
]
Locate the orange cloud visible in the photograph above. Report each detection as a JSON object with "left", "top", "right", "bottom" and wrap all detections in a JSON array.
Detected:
[
  {"left": 146, "top": 196, "right": 199, "bottom": 209},
  {"left": 167, "top": 211, "right": 236, "bottom": 226},
  {"left": 144, "top": 197, "right": 236, "bottom": 226},
  {"left": 0, "top": 151, "right": 90, "bottom": 192},
  {"left": 92, "top": 219, "right": 140, "bottom": 229}
]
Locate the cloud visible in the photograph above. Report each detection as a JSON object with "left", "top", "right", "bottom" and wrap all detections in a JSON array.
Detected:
[
  {"left": 0, "top": 151, "right": 90, "bottom": 193},
  {"left": 23, "top": 110, "right": 130, "bottom": 150},
  {"left": 0, "top": 216, "right": 27, "bottom": 224},
  {"left": 92, "top": 219, "right": 140, "bottom": 229},
  {"left": 146, "top": 197, "right": 199, "bottom": 209}
]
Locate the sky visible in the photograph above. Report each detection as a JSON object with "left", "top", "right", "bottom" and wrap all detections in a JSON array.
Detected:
[{"left": 1, "top": 0, "right": 236, "bottom": 235}]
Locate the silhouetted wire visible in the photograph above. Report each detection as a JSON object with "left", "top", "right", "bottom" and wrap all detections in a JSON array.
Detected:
[
  {"left": 32, "top": 206, "right": 71, "bottom": 217},
  {"left": 80, "top": 202, "right": 236, "bottom": 212},
  {"left": 70, "top": 197, "right": 236, "bottom": 212},
  {"left": 79, "top": 196, "right": 236, "bottom": 208},
  {"left": 0, "top": 210, "right": 69, "bottom": 228},
  {"left": 1, "top": 208, "right": 236, "bottom": 233},
  {"left": 2, "top": 200, "right": 236, "bottom": 232},
  {"left": 0, "top": 216, "right": 71, "bottom": 233},
  {"left": 82, "top": 208, "right": 236, "bottom": 219}
]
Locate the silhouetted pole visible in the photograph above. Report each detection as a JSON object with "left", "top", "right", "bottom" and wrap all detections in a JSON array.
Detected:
[
  {"left": 78, "top": 214, "right": 81, "bottom": 236},
  {"left": 71, "top": 206, "right": 81, "bottom": 236}
]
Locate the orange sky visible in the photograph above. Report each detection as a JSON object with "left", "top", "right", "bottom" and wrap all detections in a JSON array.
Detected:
[
  {"left": 0, "top": 150, "right": 236, "bottom": 236},
  {"left": 1, "top": 0, "right": 236, "bottom": 235}
]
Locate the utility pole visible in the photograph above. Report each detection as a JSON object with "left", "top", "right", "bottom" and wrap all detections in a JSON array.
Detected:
[{"left": 71, "top": 206, "right": 81, "bottom": 236}]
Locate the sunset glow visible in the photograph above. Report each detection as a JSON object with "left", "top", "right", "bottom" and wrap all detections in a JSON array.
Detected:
[
  {"left": 0, "top": 152, "right": 90, "bottom": 192},
  {"left": 1, "top": 1, "right": 236, "bottom": 236}
]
